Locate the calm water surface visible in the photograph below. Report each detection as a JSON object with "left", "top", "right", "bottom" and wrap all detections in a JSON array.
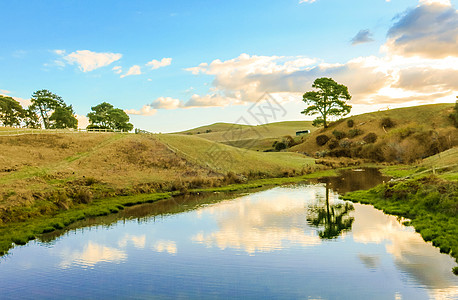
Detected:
[{"left": 1, "top": 169, "right": 457, "bottom": 299}]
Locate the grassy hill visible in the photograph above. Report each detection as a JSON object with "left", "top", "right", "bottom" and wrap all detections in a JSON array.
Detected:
[
  {"left": 0, "top": 131, "right": 317, "bottom": 225},
  {"left": 176, "top": 121, "right": 317, "bottom": 151},
  {"left": 290, "top": 103, "right": 457, "bottom": 163}
]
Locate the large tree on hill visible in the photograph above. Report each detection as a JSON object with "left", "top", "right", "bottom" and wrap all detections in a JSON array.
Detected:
[
  {"left": 29, "top": 89, "right": 77, "bottom": 129},
  {"left": 0, "top": 95, "right": 24, "bottom": 127},
  {"left": 301, "top": 78, "right": 352, "bottom": 128},
  {"left": 87, "top": 102, "right": 133, "bottom": 131}
]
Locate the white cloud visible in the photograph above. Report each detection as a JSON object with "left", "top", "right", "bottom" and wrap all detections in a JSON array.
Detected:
[
  {"left": 56, "top": 50, "right": 122, "bottom": 72},
  {"left": 120, "top": 65, "right": 142, "bottom": 78},
  {"left": 112, "top": 66, "right": 122, "bottom": 74},
  {"left": 133, "top": 0, "right": 458, "bottom": 112},
  {"left": 75, "top": 114, "right": 89, "bottom": 129},
  {"left": 146, "top": 57, "right": 172, "bottom": 70},
  {"left": 150, "top": 96, "right": 182, "bottom": 109},
  {"left": 419, "top": 0, "right": 451, "bottom": 5},
  {"left": 299, "top": 0, "right": 317, "bottom": 3},
  {"left": 184, "top": 93, "right": 240, "bottom": 108},
  {"left": 384, "top": 1, "right": 458, "bottom": 58},
  {"left": 125, "top": 105, "right": 157, "bottom": 116},
  {"left": 0, "top": 89, "right": 11, "bottom": 95}
]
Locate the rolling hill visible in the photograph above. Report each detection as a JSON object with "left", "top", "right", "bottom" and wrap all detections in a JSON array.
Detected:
[{"left": 176, "top": 121, "right": 317, "bottom": 151}]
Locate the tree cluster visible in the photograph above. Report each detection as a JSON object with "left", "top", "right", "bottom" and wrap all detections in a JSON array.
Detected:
[
  {"left": 0, "top": 90, "right": 134, "bottom": 132},
  {"left": 87, "top": 102, "right": 133, "bottom": 131},
  {"left": 0, "top": 90, "right": 77, "bottom": 129}
]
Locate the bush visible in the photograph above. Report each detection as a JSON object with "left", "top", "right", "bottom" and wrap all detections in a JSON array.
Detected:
[
  {"left": 316, "top": 135, "right": 330, "bottom": 146},
  {"left": 275, "top": 142, "right": 287, "bottom": 151},
  {"left": 363, "top": 132, "right": 377, "bottom": 144},
  {"left": 328, "top": 139, "right": 339, "bottom": 150},
  {"left": 347, "top": 119, "right": 354, "bottom": 128},
  {"left": 339, "top": 139, "right": 353, "bottom": 149},
  {"left": 332, "top": 130, "right": 346, "bottom": 140},
  {"left": 381, "top": 117, "right": 395, "bottom": 128},
  {"left": 348, "top": 129, "right": 363, "bottom": 138},
  {"left": 282, "top": 135, "right": 295, "bottom": 147}
]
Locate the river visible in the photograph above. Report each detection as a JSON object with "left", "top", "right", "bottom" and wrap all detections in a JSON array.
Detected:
[{"left": 0, "top": 169, "right": 457, "bottom": 299}]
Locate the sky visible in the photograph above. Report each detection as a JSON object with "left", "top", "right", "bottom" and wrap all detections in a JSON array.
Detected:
[{"left": 1, "top": 0, "right": 458, "bottom": 132}]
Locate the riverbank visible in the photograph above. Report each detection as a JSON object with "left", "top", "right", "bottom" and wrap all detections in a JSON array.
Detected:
[
  {"left": 0, "top": 169, "right": 338, "bottom": 256},
  {"left": 343, "top": 153, "right": 458, "bottom": 274}
]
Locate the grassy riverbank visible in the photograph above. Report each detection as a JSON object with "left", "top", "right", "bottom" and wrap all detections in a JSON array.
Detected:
[
  {"left": 0, "top": 132, "right": 318, "bottom": 224},
  {"left": 343, "top": 148, "right": 458, "bottom": 274}
]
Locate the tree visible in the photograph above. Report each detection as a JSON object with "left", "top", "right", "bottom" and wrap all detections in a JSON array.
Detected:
[
  {"left": 87, "top": 102, "right": 133, "bottom": 131},
  {"left": 29, "top": 90, "right": 65, "bottom": 129},
  {"left": 49, "top": 106, "right": 78, "bottom": 129},
  {"left": 29, "top": 90, "right": 77, "bottom": 129},
  {"left": 0, "top": 95, "right": 24, "bottom": 127},
  {"left": 23, "top": 108, "right": 41, "bottom": 129},
  {"left": 302, "top": 78, "right": 352, "bottom": 128}
]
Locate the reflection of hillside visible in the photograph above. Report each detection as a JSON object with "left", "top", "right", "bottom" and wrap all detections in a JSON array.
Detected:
[
  {"left": 307, "top": 182, "right": 354, "bottom": 239},
  {"left": 318, "top": 168, "right": 391, "bottom": 195},
  {"left": 352, "top": 203, "right": 458, "bottom": 297},
  {"left": 192, "top": 189, "right": 321, "bottom": 254},
  {"left": 39, "top": 191, "right": 244, "bottom": 243}
]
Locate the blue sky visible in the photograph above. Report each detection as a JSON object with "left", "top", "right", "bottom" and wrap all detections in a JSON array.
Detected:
[{"left": 1, "top": 0, "right": 457, "bottom": 132}]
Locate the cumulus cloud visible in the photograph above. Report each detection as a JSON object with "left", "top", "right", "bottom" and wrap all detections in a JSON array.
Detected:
[
  {"left": 351, "top": 29, "right": 374, "bottom": 45},
  {"left": 132, "top": 0, "right": 458, "bottom": 113},
  {"left": 120, "top": 65, "right": 142, "bottom": 78},
  {"left": 112, "top": 66, "right": 122, "bottom": 74},
  {"left": 125, "top": 105, "right": 157, "bottom": 116},
  {"left": 184, "top": 94, "right": 240, "bottom": 108},
  {"left": 150, "top": 96, "right": 182, "bottom": 109},
  {"left": 384, "top": 1, "right": 458, "bottom": 58},
  {"left": 146, "top": 57, "right": 172, "bottom": 70},
  {"left": 56, "top": 50, "right": 122, "bottom": 72}
]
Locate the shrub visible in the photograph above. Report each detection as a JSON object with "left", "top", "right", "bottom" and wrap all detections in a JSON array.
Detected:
[
  {"left": 282, "top": 135, "right": 295, "bottom": 147},
  {"left": 348, "top": 129, "right": 363, "bottom": 138},
  {"left": 275, "top": 141, "right": 287, "bottom": 151},
  {"left": 363, "top": 132, "right": 377, "bottom": 144},
  {"left": 316, "top": 135, "right": 330, "bottom": 146},
  {"left": 339, "top": 139, "right": 353, "bottom": 148},
  {"left": 328, "top": 139, "right": 339, "bottom": 150},
  {"left": 381, "top": 117, "right": 395, "bottom": 128},
  {"left": 71, "top": 187, "right": 93, "bottom": 204},
  {"left": 347, "top": 119, "right": 354, "bottom": 128},
  {"left": 332, "top": 130, "right": 346, "bottom": 140}
]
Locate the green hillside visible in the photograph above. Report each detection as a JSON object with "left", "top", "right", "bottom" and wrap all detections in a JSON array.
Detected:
[{"left": 290, "top": 103, "right": 457, "bottom": 163}]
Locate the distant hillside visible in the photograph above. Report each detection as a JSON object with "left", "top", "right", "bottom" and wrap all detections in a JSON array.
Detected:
[
  {"left": 176, "top": 121, "right": 317, "bottom": 151},
  {"left": 290, "top": 103, "right": 457, "bottom": 163}
]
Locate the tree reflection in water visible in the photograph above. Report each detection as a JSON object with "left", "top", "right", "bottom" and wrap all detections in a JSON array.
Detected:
[{"left": 307, "top": 181, "right": 354, "bottom": 239}]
